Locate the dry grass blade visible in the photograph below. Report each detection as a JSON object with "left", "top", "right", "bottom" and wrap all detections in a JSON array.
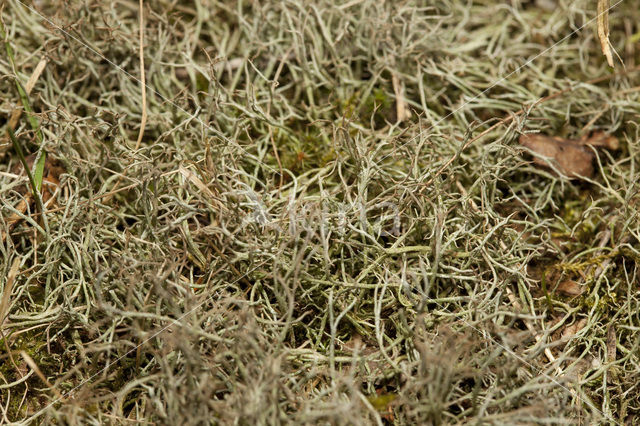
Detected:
[
  {"left": 134, "top": 0, "right": 147, "bottom": 150},
  {"left": 0, "top": 13, "right": 46, "bottom": 190},
  {"left": 0, "top": 257, "right": 20, "bottom": 330},
  {"left": 392, "top": 72, "right": 409, "bottom": 123},
  {"left": 597, "top": 0, "right": 614, "bottom": 67},
  {"left": 6, "top": 127, "right": 46, "bottom": 226}
]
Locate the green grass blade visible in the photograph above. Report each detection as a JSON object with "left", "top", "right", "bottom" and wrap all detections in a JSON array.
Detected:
[
  {"left": 1, "top": 16, "right": 46, "bottom": 191},
  {"left": 7, "top": 127, "right": 41, "bottom": 208}
]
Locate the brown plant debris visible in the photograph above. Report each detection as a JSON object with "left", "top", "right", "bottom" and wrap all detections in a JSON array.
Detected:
[
  {"left": 554, "top": 280, "right": 585, "bottom": 297},
  {"left": 519, "top": 131, "right": 619, "bottom": 179},
  {"left": 597, "top": 0, "right": 614, "bottom": 67}
]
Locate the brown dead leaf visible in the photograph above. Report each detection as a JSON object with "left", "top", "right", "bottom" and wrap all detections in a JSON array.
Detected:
[
  {"left": 520, "top": 134, "right": 594, "bottom": 178},
  {"left": 0, "top": 57, "right": 48, "bottom": 159},
  {"left": 519, "top": 131, "right": 618, "bottom": 179},
  {"left": 10, "top": 153, "right": 64, "bottom": 186},
  {"left": 555, "top": 280, "right": 584, "bottom": 297},
  {"left": 580, "top": 131, "right": 619, "bottom": 150},
  {"left": 0, "top": 257, "right": 20, "bottom": 331},
  {"left": 342, "top": 333, "right": 385, "bottom": 377}
]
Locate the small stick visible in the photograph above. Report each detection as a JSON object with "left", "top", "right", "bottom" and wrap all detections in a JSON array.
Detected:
[
  {"left": 392, "top": 72, "right": 409, "bottom": 123},
  {"left": 597, "top": 0, "right": 614, "bottom": 67},
  {"left": 102, "top": 0, "right": 147, "bottom": 204},
  {"left": 134, "top": 0, "right": 147, "bottom": 150}
]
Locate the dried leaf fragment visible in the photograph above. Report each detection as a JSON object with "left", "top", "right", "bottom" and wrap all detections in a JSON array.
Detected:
[
  {"left": 520, "top": 134, "right": 595, "bottom": 178},
  {"left": 580, "top": 131, "right": 619, "bottom": 150},
  {"left": 0, "top": 258, "right": 21, "bottom": 330},
  {"left": 0, "top": 56, "right": 48, "bottom": 159},
  {"left": 555, "top": 280, "right": 584, "bottom": 297},
  {"left": 519, "top": 131, "right": 619, "bottom": 179}
]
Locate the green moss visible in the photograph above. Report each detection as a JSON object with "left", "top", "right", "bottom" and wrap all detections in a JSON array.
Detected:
[
  {"left": 361, "top": 88, "right": 394, "bottom": 128},
  {"left": 0, "top": 329, "right": 56, "bottom": 419},
  {"left": 195, "top": 71, "right": 210, "bottom": 93},
  {"left": 367, "top": 392, "right": 397, "bottom": 411}
]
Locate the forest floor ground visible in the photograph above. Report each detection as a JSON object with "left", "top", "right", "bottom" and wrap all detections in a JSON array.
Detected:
[{"left": 1, "top": 0, "right": 639, "bottom": 424}]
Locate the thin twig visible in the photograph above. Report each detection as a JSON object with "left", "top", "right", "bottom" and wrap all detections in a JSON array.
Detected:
[{"left": 134, "top": 0, "right": 147, "bottom": 150}]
